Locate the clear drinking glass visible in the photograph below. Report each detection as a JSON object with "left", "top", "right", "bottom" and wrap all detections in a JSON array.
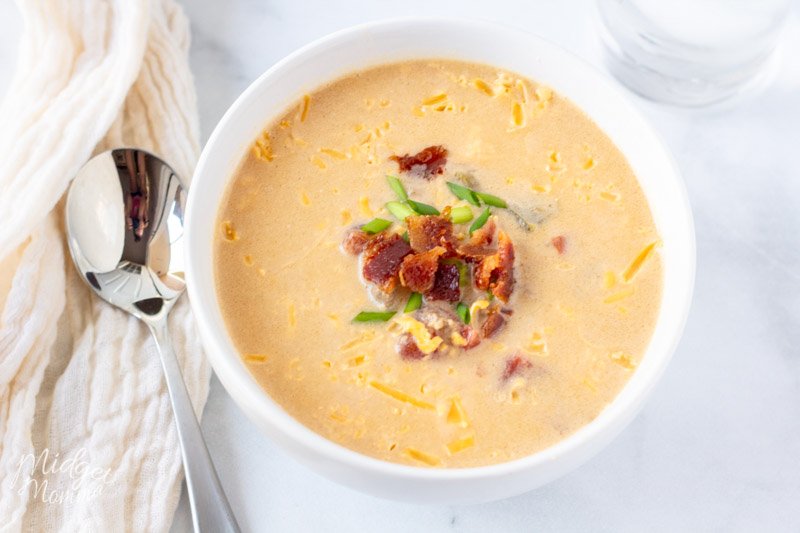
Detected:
[{"left": 596, "top": 0, "right": 792, "bottom": 107}]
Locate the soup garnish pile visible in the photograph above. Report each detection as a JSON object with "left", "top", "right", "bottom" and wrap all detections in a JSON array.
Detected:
[{"left": 215, "top": 60, "right": 662, "bottom": 467}]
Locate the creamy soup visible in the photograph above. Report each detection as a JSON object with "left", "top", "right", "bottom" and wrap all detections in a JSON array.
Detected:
[{"left": 214, "top": 60, "right": 662, "bottom": 468}]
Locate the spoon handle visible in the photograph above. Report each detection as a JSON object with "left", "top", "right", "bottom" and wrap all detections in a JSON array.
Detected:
[{"left": 148, "top": 318, "right": 241, "bottom": 533}]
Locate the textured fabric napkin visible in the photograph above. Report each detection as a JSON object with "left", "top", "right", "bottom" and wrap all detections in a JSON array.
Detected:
[{"left": 0, "top": 0, "right": 211, "bottom": 530}]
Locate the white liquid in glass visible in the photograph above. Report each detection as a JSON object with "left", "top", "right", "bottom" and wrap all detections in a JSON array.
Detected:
[{"left": 597, "top": 0, "right": 791, "bottom": 106}]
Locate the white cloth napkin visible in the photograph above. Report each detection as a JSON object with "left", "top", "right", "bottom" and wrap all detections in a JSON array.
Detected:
[{"left": 0, "top": 0, "right": 211, "bottom": 531}]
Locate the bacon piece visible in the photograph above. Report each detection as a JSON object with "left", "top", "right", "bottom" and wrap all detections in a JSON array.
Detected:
[
  {"left": 342, "top": 228, "right": 372, "bottom": 255},
  {"left": 502, "top": 354, "right": 533, "bottom": 381},
  {"left": 362, "top": 233, "right": 413, "bottom": 292},
  {"left": 406, "top": 215, "right": 456, "bottom": 254},
  {"left": 473, "top": 231, "right": 515, "bottom": 302},
  {"left": 551, "top": 235, "right": 566, "bottom": 254},
  {"left": 481, "top": 308, "right": 506, "bottom": 339},
  {"left": 397, "top": 333, "right": 426, "bottom": 360},
  {"left": 473, "top": 255, "right": 499, "bottom": 290},
  {"left": 457, "top": 218, "right": 496, "bottom": 259},
  {"left": 426, "top": 263, "right": 460, "bottom": 302},
  {"left": 461, "top": 326, "right": 482, "bottom": 350},
  {"left": 399, "top": 246, "right": 446, "bottom": 293},
  {"left": 390, "top": 145, "right": 448, "bottom": 179}
]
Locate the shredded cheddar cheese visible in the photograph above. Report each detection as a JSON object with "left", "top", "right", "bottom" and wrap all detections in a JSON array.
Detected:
[
  {"left": 393, "top": 315, "right": 443, "bottom": 354},
  {"left": 252, "top": 131, "right": 274, "bottom": 162},
  {"left": 450, "top": 331, "right": 467, "bottom": 346},
  {"left": 358, "top": 196, "right": 374, "bottom": 217},
  {"left": 610, "top": 351, "right": 636, "bottom": 370},
  {"left": 300, "top": 94, "right": 310, "bottom": 122},
  {"left": 473, "top": 78, "right": 494, "bottom": 96},
  {"left": 469, "top": 299, "right": 490, "bottom": 319},
  {"left": 404, "top": 448, "right": 441, "bottom": 466},
  {"left": 447, "top": 435, "right": 475, "bottom": 454},
  {"left": 339, "top": 331, "right": 376, "bottom": 351},
  {"left": 446, "top": 397, "right": 470, "bottom": 428},
  {"left": 369, "top": 381, "right": 434, "bottom": 410},
  {"left": 604, "top": 287, "right": 635, "bottom": 303},
  {"left": 311, "top": 155, "right": 326, "bottom": 169},
  {"left": 623, "top": 241, "right": 659, "bottom": 282},
  {"left": 222, "top": 221, "right": 238, "bottom": 241},
  {"left": 320, "top": 148, "right": 348, "bottom": 160},
  {"left": 422, "top": 93, "right": 447, "bottom": 106},
  {"left": 512, "top": 102, "right": 525, "bottom": 127}
]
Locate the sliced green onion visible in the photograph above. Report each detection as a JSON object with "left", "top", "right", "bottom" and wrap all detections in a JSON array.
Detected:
[
  {"left": 474, "top": 191, "right": 508, "bottom": 208},
  {"left": 406, "top": 199, "right": 440, "bottom": 216},
  {"left": 361, "top": 218, "right": 392, "bottom": 234},
  {"left": 458, "top": 263, "right": 469, "bottom": 287},
  {"left": 386, "top": 201, "right": 415, "bottom": 220},
  {"left": 352, "top": 311, "right": 396, "bottom": 323},
  {"left": 487, "top": 290, "right": 495, "bottom": 302},
  {"left": 469, "top": 208, "right": 492, "bottom": 235},
  {"left": 447, "top": 182, "right": 480, "bottom": 206},
  {"left": 456, "top": 302, "right": 470, "bottom": 324},
  {"left": 404, "top": 292, "right": 423, "bottom": 313},
  {"left": 450, "top": 205, "right": 474, "bottom": 224},
  {"left": 444, "top": 258, "right": 469, "bottom": 287},
  {"left": 386, "top": 175, "right": 409, "bottom": 201},
  {"left": 401, "top": 231, "right": 409, "bottom": 243}
]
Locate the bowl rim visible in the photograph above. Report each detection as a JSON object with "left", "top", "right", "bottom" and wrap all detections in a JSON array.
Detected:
[{"left": 185, "top": 16, "right": 695, "bottom": 482}]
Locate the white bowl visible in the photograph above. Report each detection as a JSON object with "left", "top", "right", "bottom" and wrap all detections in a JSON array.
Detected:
[{"left": 185, "top": 18, "right": 695, "bottom": 504}]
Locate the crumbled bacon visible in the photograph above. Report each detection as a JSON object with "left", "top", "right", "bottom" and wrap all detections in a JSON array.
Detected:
[
  {"left": 362, "top": 233, "right": 412, "bottom": 292},
  {"left": 342, "top": 228, "right": 372, "bottom": 255},
  {"left": 426, "top": 263, "right": 460, "bottom": 302},
  {"left": 552, "top": 235, "right": 566, "bottom": 254},
  {"left": 481, "top": 308, "right": 506, "bottom": 339},
  {"left": 399, "top": 246, "right": 445, "bottom": 293},
  {"left": 397, "top": 333, "right": 426, "bottom": 360},
  {"left": 473, "top": 231, "right": 515, "bottom": 302},
  {"left": 457, "top": 218, "right": 496, "bottom": 259},
  {"left": 461, "top": 326, "right": 482, "bottom": 349},
  {"left": 502, "top": 354, "right": 533, "bottom": 381},
  {"left": 390, "top": 145, "right": 448, "bottom": 179},
  {"left": 406, "top": 215, "right": 456, "bottom": 254}
]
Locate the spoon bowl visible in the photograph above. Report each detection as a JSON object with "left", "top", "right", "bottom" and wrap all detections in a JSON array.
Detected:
[
  {"left": 66, "top": 149, "right": 185, "bottom": 320},
  {"left": 66, "top": 148, "right": 239, "bottom": 533}
]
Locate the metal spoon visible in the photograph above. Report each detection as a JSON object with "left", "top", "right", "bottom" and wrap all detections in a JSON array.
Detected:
[{"left": 65, "top": 148, "right": 240, "bottom": 533}]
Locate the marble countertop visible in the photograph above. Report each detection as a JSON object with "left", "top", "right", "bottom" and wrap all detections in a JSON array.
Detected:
[{"left": 2, "top": 1, "right": 799, "bottom": 531}]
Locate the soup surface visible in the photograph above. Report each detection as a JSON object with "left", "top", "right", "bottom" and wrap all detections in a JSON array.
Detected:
[{"left": 214, "top": 60, "right": 662, "bottom": 468}]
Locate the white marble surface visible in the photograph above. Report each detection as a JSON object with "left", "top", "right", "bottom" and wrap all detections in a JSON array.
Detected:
[{"left": 2, "top": 1, "right": 800, "bottom": 531}]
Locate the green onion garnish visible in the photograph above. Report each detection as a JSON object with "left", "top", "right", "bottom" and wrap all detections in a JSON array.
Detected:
[
  {"left": 474, "top": 191, "right": 508, "bottom": 208},
  {"left": 404, "top": 292, "right": 423, "bottom": 313},
  {"left": 458, "top": 262, "right": 469, "bottom": 287},
  {"left": 386, "top": 201, "right": 415, "bottom": 220},
  {"left": 353, "top": 311, "right": 396, "bottom": 322},
  {"left": 447, "top": 182, "right": 480, "bottom": 206},
  {"left": 444, "top": 258, "right": 469, "bottom": 287},
  {"left": 456, "top": 302, "right": 470, "bottom": 324},
  {"left": 386, "top": 175, "right": 409, "bottom": 201},
  {"left": 469, "top": 208, "right": 492, "bottom": 235},
  {"left": 450, "top": 205, "right": 474, "bottom": 224},
  {"left": 401, "top": 231, "right": 409, "bottom": 243},
  {"left": 487, "top": 290, "right": 495, "bottom": 302},
  {"left": 361, "top": 218, "right": 392, "bottom": 234},
  {"left": 406, "top": 199, "right": 440, "bottom": 216}
]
